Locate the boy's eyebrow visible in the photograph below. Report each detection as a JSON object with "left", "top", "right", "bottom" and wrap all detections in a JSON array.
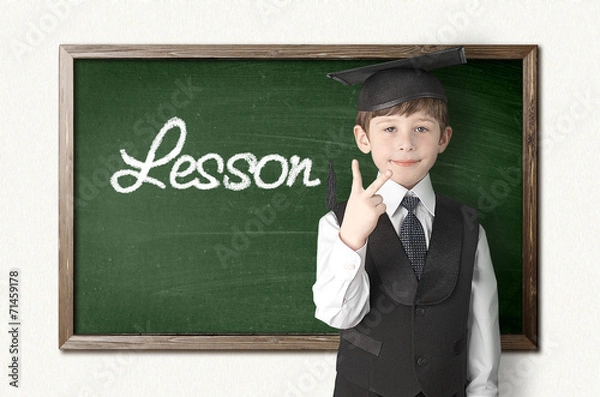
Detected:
[
  {"left": 374, "top": 115, "right": 437, "bottom": 124},
  {"left": 373, "top": 117, "right": 398, "bottom": 125},
  {"left": 415, "top": 117, "right": 437, "bottom": 123}
]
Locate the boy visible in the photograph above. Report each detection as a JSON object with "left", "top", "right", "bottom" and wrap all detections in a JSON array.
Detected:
[{"left": 313, "top": 48, "right": 501, "bottom": 397}]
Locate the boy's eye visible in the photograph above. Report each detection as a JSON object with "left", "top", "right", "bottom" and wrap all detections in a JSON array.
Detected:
[
  {"left": 384, "top": 126, "right": 396, "bottom": 133},
  {"left": 415, "top": 126, "right": 428, "bottom": 133}
]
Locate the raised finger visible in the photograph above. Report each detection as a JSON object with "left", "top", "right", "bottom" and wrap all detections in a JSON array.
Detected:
[
  {"left": 365, "top": 169, "right": 392, "bottom": 196},
  {"left": 351, "top": 159, "right": 364, "bottom": 193}
]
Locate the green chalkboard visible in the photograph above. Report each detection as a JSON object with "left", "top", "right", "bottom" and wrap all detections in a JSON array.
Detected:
[{"left": 59, "top": 45, "right": 538, "bottom": 350}]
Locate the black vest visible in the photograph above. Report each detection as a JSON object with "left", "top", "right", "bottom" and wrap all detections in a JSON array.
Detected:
[{"left": 334, "top": 194, "right": 479, "bottom": 397}]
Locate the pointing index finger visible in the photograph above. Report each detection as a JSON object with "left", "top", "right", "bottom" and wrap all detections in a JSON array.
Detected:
[
  {"left": 351, "top": 159, "right": 363, "bottom": 192},
  {"left": 365, "top": 169, "right": 392, "bottom": 196}
]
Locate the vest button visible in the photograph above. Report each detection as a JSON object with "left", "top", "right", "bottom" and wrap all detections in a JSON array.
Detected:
[
  {"left": 415, "top": 307, "right": 426, "bottom": 316},
  {"left": 416, "top": 356, "right": 428, "bottom": 367}
]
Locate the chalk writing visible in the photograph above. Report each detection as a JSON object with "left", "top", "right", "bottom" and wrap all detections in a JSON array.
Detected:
[{"left": 110, "top": 117, "right": 321, "bottom": 193}]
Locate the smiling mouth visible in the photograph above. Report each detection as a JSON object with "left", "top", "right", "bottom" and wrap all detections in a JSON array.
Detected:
[{"left": 391, "top": 160, "right": 420, "bottom": 167}]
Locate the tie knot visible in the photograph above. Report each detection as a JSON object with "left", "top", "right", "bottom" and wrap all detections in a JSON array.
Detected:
[{"left": 401, "top": 196, "right": 420, "bottom": 213}]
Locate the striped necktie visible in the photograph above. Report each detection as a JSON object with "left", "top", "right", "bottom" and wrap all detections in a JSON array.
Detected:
[{"left": 400, "top": 196, "right": 427, "bottom": 279}]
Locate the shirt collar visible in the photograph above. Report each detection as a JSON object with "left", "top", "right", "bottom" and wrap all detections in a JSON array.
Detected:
[{"left": 377, "top": 173, "right": 436, "bottom": 218}]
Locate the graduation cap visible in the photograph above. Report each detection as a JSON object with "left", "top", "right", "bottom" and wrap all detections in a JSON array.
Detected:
[
  {"left": 327, "top": 47, "right": 466, "bottom": 111},
  {"left": 324, "top": 47, "right": 466, "bottom": 210}
]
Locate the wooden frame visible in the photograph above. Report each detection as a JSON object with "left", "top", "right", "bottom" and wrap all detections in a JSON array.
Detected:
[{"left": 59, "top": 44, "right": 538, "bottom": 350}]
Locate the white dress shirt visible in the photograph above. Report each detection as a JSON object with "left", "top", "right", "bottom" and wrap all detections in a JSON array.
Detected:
[{"left": 312, "top": 174, "right": 501, "bottom": 397}]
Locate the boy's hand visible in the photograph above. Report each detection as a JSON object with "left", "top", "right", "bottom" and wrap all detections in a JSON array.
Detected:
[{"left": 339, "top": 160, "right": 392, "bottom": 251}]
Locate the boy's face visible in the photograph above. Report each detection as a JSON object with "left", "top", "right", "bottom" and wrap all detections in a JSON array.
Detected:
[{"left": 353, "top": 110, "right": 452, "bottom": 189}]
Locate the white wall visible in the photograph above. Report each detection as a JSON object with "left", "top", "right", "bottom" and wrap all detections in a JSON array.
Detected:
[{"left": 1, "top": 1, "right": 599, "bottom": 396}]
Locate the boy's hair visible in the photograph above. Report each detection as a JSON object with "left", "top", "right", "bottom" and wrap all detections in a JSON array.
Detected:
[{"left": 355, "top": 97, "right": 448, "bottom": 135}]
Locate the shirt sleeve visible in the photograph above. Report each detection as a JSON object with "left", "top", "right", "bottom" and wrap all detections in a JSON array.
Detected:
[
  {"left": 466, "top": 225, "right": 501, "bottom": 397},
  {"left": 312, "top": 211, "right": 371, "bottom": 329}
]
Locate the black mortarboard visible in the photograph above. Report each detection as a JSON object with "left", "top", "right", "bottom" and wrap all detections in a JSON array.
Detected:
[
  {"left": 327, "top": 47, "right": 466, "bottom": 111},
  {"left": 324, "top": 47, "right": 466, "bottom": 210}
]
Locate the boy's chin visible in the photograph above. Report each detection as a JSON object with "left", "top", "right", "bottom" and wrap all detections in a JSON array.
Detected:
[{"left": 390, "top": 175, "right": 425, "bottom": 190}]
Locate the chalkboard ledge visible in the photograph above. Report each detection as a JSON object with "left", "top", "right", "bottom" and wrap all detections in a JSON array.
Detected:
[
  {"left": 59, "top": 334, "right": 535, "bottom": 350},
  {"left": 59, "top": 334, "right": 341, "bottom": 350}
]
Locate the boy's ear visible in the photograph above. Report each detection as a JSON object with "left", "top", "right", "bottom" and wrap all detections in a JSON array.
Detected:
[
  {"left": 437, "top": 126, "right": 453, "bottom": 154},
  {"left": 353, "top": 125, "right": 371, "bottom": 154}
]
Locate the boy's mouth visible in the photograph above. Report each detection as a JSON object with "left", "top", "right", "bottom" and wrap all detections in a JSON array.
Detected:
[{"left": 391, "top": 159, "right": 420, "bottom": 167}]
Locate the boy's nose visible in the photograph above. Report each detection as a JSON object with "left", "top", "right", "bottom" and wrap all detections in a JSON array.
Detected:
[{"left": 397, "top": 134, "right": 415, "bottom": 151}]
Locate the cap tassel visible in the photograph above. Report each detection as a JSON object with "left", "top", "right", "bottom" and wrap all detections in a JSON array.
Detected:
[{"left": 326, "top": 160, "right": 337, "bottom": 211}]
